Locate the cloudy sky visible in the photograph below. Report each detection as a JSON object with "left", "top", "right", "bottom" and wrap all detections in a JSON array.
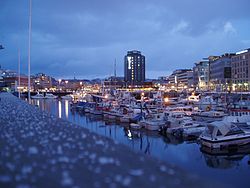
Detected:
[{"left": 0, "top": 0, "right": 250, "bottom": 79}]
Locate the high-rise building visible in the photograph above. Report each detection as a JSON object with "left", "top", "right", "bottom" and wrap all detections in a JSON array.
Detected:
[
  {"left": 124, "top": 50, "right": 145, "bottom": 86},
  {"left": 231, "top": 49, "right": 250, "bottom": 91}
]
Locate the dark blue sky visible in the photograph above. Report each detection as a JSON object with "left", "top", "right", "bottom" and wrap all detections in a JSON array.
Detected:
[{"left": 0, "top": 0, "right": 250, "bottom": 79}]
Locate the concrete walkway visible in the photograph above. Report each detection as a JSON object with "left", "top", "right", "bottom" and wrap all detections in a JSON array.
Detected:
[{"left": 0, "top": 92, "right": 226, "bottom": 188}]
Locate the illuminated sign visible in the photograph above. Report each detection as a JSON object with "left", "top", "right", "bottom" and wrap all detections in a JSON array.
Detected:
[
  {"left": 127, "top": 56, "right": 132, "bottom": 69},
  {"left": 236, "top": 50, "right": 248, "bottom": 55}
]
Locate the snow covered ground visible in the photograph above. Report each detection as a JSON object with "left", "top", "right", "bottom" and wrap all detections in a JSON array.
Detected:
[{"left": 0, "top": 92, "right": 223, "bottom": 188}]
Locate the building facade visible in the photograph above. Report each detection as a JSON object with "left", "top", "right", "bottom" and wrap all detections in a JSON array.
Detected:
[
  {"left": 193, "top": 59, "right": 209, "bottom": 91},
  {"left": 3, "top": 75, "right": 29, "bottom": 91},
  {"left": 168, "top": 69, "right": 193, "bottom": 89},
  {"left": 209, "top": 53, "right": 234, "bottom": 92},
  {"left": 124, "top": 50, "right": 145, "bottom": 86},
  {"left": 33, "top": 73, "right": 56, "bottom": 90},
  {"left": 231, "top": 49, "right": 250, "bottom": 91}
]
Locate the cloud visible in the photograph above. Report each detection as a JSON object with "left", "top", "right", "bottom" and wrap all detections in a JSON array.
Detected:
[
  {"left": 223, "top": 21, "right": 236, "bottom": 34},
  {"left": 0, "top": 0, "right": 250, "bottom": 79},
  {"left": 171, "top": 20, "right": 190, "bottom": 34}
]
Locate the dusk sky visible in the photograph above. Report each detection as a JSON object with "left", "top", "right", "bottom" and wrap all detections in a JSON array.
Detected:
[{"left": 0, "top": 0, "right": 250, "bottom": 79}]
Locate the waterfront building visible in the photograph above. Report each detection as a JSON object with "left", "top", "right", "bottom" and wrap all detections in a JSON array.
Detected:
[
  {"left": 33, "top": 73, "right": 56, "bottom": 90},
  {"left": 193, "top": 59, "right": 210, "bottom": 91},
  {"left": 209, "top": 53, "right": 235, "bottom": 92},
  {"left": 155, "top": 76, "right": 169, "bottom": 86},
  {"left": 124, "top": 50, "right": 145, "bottom": 86},
  {"left": 231, "top": 48, "right": 250, "bottom": 91},
  {"left": 104, "top": 76, "right": 124, "bottom": 89},
  {"left": 168, "top": 69, "right": 193, "bottom": 90},
  {"left": 3, "top": 75, "right": 29, "bottom": 91},
  {"left": 59, "top": 79, "right": 85, "bottom": 91}
]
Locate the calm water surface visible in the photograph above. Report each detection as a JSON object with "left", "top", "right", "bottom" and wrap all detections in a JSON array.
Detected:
[{"left": 31, "top": 99, "right": 250, "bottom": 188}]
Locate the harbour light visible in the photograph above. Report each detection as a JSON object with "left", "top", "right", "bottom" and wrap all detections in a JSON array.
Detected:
[{"left": 164, "top": 97, "right": 169, "bottom": 103}]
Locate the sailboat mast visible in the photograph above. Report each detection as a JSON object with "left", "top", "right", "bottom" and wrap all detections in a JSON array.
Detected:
[
  {"left": 18, "top": 48, "right": 21, "bottom": 98},
  {"left": 114, "top": 59, "right": 116, "bottom": 90},
  {"left": 28, "top": 0, "right": 32, "bottom": 103}
]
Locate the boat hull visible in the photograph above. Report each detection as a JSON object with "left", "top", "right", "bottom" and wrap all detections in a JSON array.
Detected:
[
  {"left": 200, "top": 135, "right": 250, "bottom": 149},
  {"left": 192, "top": 115, "right": 224, "bottom": 122}
]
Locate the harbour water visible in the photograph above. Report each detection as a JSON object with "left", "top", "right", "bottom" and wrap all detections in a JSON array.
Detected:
[{"left": 31, "top": 99, "right": 250, "bottom": 188}]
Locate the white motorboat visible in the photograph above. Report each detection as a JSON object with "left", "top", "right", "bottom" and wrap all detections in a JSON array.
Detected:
[
  {"left": 144, "top": 120, "right": 165, "bottom": 131},
  {"left": 191, "top": 110, "right": 227, "bottom": 123},
  {"left": 200, "top": 121, "right": 250, "bottom": 149},
  {"left": 166, "top": 112, "right": 192, "bottom": 133},
  {"left": 166, "top": 112, "right": 200, "bottom": 135},
  {"left": 45, "top": 93, "right": 57, "bottom": 99},
  {"left": 31, "top": 93, "right": 45, "bottom": 99},
  {"left": 143, "top": 113, "right": 166, "bottom": 131},
  {"left": 182, "top": 121, "right": 206, "bottom": 139}
]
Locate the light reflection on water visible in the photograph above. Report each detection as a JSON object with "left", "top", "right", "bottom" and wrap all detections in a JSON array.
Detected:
[
  {"left": 58, "top": 100, "right": 62, "bottom": 118},
  {"left": 31, "top": 99, "right": 250, "bottom": 188},
  {"left": 65, "top": 100, "right": 69, "bottom": 118}
]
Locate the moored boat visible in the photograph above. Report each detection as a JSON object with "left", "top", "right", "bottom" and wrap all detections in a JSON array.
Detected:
[
  {"left": 200, "top": 121, "right": 250, "bottom": 149},
  {"left": 191, "top": 110, "right": 227, "bottom": 123},
  {"left": 31, "top": 93, "right": 45, "bottom": 99},
  {"left": 45, "top": 93, "right": 57, "bottom": 99}
]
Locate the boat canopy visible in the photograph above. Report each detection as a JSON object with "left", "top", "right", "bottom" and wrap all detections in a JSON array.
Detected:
[{"left": 207, "top": 121, "right": 231, "bottom": 137}]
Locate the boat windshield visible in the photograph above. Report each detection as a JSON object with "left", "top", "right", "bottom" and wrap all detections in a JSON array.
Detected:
[{"left": 225, "top": 125, "right": 244, "bottom": 136}]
